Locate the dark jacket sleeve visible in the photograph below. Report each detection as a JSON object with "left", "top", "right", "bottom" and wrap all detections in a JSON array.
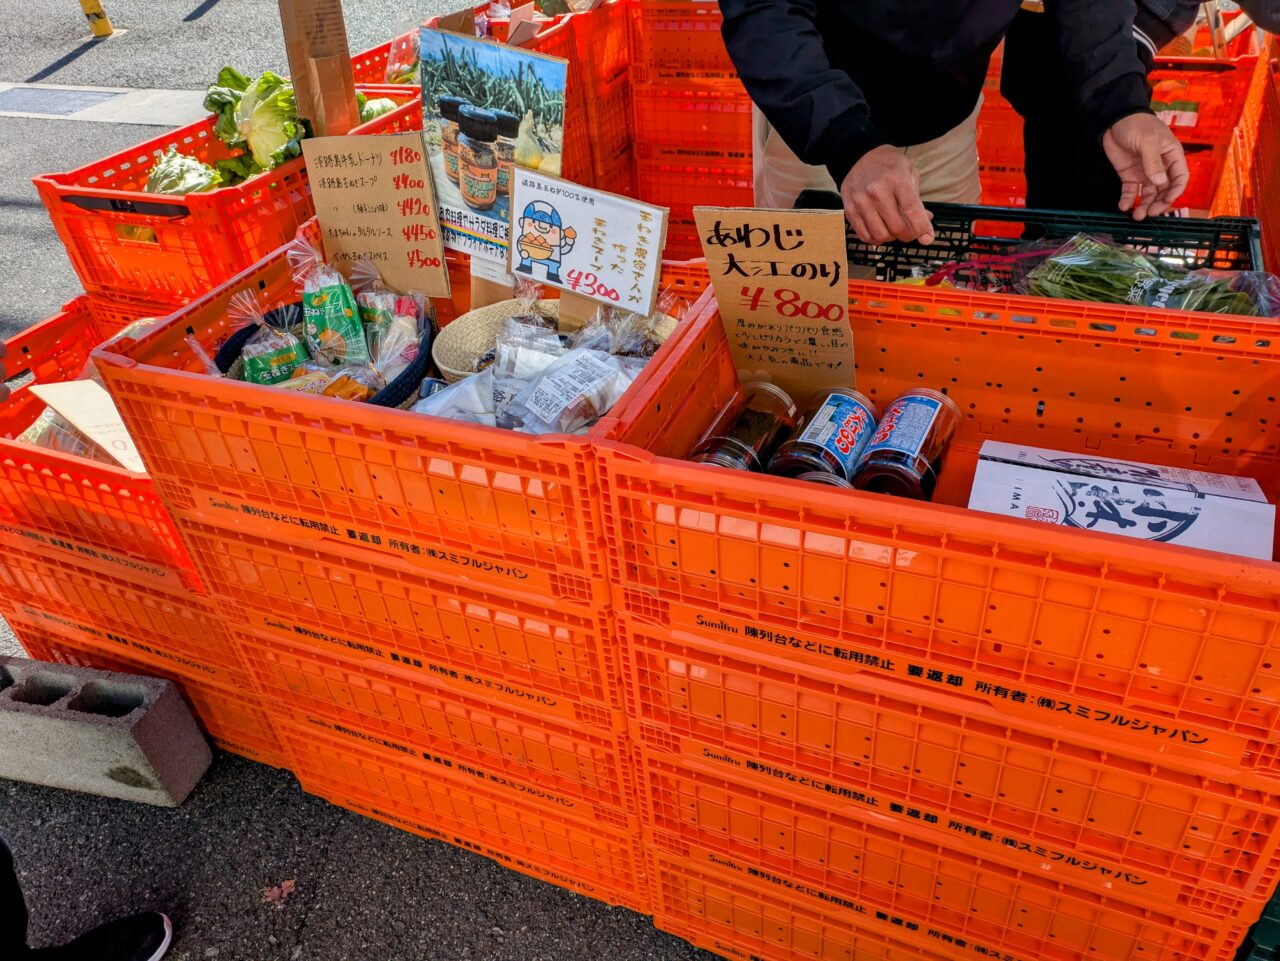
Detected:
[
  {"left": 1045, "top": 0, "right": 1154, "bottom": 136},
  {"left": 1239, "top": 0, "right": 1280, "bottom": 33},
  {"left": 718, "top": 0, "right": 890, "bottom": 187}
]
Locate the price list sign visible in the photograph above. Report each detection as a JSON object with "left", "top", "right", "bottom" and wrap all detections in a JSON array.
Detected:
[
  {"left": 303, "top": 131, "right": 451, "bottom": 297},
  {"left": 694, "top": 207, "right": 854, "bottom": 399}
]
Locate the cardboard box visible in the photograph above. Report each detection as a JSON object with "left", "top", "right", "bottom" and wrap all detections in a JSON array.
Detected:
[{"left": 969, "top": 443, "right": 1275, "bottom": 560}]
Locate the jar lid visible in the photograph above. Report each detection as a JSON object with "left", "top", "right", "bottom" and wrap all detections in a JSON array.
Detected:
[
  {"left": 458, "top": 105, "right": 498, "bottom": 142},
  {"left": 438, "top": 96, "right": 468, "bottom": 120},
  {"left": 492, "top": 109, "right": 521, "bottom": 138}
]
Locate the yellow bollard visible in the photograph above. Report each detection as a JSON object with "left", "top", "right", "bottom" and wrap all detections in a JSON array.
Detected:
[{"left": 79, "top": 0, "right": 114, "bottom": 37}]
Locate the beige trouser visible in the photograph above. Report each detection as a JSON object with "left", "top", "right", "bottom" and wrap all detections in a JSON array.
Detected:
[{"left": 753, "top": 97, "right": 984, "bottom": 210}]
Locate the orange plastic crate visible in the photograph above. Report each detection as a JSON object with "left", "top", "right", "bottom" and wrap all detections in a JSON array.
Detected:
[
  {"left": 633, "top": 83, "right": 752, "bottom": 163},
  {"left": 33, "top": 86, "right": 419, "bottom": 310},
  {"left": 175, "top": 518, "right": 627, "bottom": 731},
  {"left": 628, "top": 0, "right": 737, "bottom": 85},
  {"left": 598, "top": 281, "right": 1280, "bottom": 779},
  {"left": 91, "top": 226, "right": 699, "bottom": 606},
  {"left": 0, "top": 301, "right": 202, "bottom": 593},
  {"left": 12, "top": 624, "right": 283, "bottom": 767},
  {"left": 636, "top": 159, "right": 754, "bottom": 259},
  {"left": 1151, "top": 49, "right": 1261, "bottom": 149},
  {"left": 641, "top": 749, "right": 1269, "bottom": 939},
  {"left": 235, "top": 627, "right": 635, "bottom": 819},
  {"left": 650, "top": 849, "right": 958, "bottom": 961},
  {"left": 288, "top": 722, "right": 647, "bottom": 910},
  {"left": 621, "top": 617, "right": 1280, "bottom": 907}
]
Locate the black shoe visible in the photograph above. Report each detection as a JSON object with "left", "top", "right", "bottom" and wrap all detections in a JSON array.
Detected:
[{"left": 31, "top": 912, "right": 172, "bottom": 961}]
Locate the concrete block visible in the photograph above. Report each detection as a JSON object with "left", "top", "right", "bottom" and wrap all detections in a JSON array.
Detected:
[{"left": 0, "top": 656, "right": 211, "bottom": 806}]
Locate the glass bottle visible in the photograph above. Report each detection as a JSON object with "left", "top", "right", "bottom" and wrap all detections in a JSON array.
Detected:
[
  {"left": 438, "top": 95, "right": 468, "bottom": 185},
  {"left": 458, "top": 106, "right": 499, "bottom": 211},
  {"left": 493, "top": 109, "right": 521, "bottom": 197}
]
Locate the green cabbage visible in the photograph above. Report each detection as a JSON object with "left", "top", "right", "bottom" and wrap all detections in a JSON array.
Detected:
[
  {"left": 146, "top": 147, "right": 223, "bottom": 194},
  {"left": 359, "top": 97, "right": 398, "bottom": 124}
]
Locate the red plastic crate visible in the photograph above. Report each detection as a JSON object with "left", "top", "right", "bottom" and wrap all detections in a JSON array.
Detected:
[
  {"left": 91, "top": 224, "right": 699, "bottom": 606},
  {"left": 628, "top": 0, "right": 737, "bottom": 85},
  {"left": 33, "top": 86, "right": 419, "bottom": 310},
  {"left": 175, "top": 518, "right": 627, "bottom": 731},
  {"left": 288, "top": 721, "right": 647, "bottom": 910},
  {"left": 633, "top": 83, "right": 752, "bottom": 163},
  {"left": 620, "top": 617, "right": 1280, "bottom": 907},
  {"left": 234, "top": 626, "right": 635, "bottom": 819},
  {"left": 1151, "top": 45, "right": 1262, "bottom": 149},
  {"left": 650, "top": 849, "right": 959, "bottom": 961},
  {"left": 582, "top": 68, "right": 633, "bottom": 185},
  {"left": 13, "top": 624, "right": 283, "bottom": 767},
  {"left": 0, "top": 301, "right": 202, "bottom": 593},
  {"left": 637, "top": 159, "right": 754, "bottom": 260},
  {"left": 640, "top": 749, "right": 1268, "bottom": 938},
  {"left": 598, "top": 282, "right": 1280, "bottom": 779}
]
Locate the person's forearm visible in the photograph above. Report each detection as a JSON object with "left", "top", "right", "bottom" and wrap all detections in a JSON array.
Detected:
[
  {"left": 718, "top": 0, "right": 888, "bottom": 184},
  {"left": 1047, "top": 0, "right": 1153, "bottom": 136}
]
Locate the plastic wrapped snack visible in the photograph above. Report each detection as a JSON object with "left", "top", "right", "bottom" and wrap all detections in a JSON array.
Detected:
[
  {"left": 492, "top": 314, "right": 567, "bottom": 428},
  {"left": 287, "top": 237, "right": 370, "bottom": 365},
  {"left": 412, "top": 368, "right": 498, "bottom": 426},
  {"left": 321, "top": 365, "right": 385, "bottom": 402},
  {"left": 503, "top": 348, "right": 644, "bottom": 434},
  {"left": 17, "top": 408, "right": 116, "bottom": 464},
  {"left": 229, "top": 289, "right": 311, "bottom": 385},
  {"left": 353, "top": 259, "right": 424, "bottom": 382}
]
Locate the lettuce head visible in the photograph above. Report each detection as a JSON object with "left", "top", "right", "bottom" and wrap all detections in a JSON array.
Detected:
[
  {"left": 233, "top": 71, "right": 304, "bottom": 170},
  {"left": 146, "top": 147, "right": 223, "bottom": 195}
]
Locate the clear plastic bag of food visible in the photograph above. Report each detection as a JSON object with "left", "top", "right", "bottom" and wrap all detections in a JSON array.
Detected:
[
  {"left": 492, "top": 313, "right": 567, "bottom": 428},
  {"left": 230, "top": 289, "right": 311, "bottom": 385},
  {"left": 568, "top": 286, "right": 686, "bottom": 358},
  {"left": 80, "top": 317, "right": 163, "bottom": 386},
  {"left": 17, "top": 407, "right": 115, "bottom": 464},
  {"left": 503, "top": 347, "right": 644, "bottom": 434},
  {"left": 352, "top": 258, "right": 423, "bottom": 381},
  {"left": 321, "top": 365, "right": 385, "bottom": 402},
  {"left": 411, "top": 368, "right": 497, "bottom": 426},
  {"left": 286, "top": 236, "right": 370, "bottom": 365}
]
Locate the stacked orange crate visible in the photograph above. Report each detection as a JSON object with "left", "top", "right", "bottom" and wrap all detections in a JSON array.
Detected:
[
  {"left": 88, "top": 223, "right": 713, "bottom": 911},
  {"left": 0, "top": 301, "right": 286, "bottom": 767},
  {"left": 598, "top": 231, "right": 1280, "bottom": 961},
  {"left": 628, "top": 0, "right": 754, "bottom": 258}
]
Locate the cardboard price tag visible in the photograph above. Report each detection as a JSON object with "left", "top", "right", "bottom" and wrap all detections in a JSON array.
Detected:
[
  {"left": 510, "top": 168, "right": 669, "bottom": 317},
  {"left": 694, "top": 207, "right": 854, "bottom": 399},
  {"left": 30, "top": 381, "right": 145, "bottom": 474},
  {"left": 303, "top": 132, "right": 451, "bottom": 298}
]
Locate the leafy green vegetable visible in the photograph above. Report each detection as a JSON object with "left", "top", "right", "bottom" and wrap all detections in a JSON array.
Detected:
[
  {"left": 204, "top": 66, "right": 251, "bottom": 145},
  {"left": 203, "top": 67, "right": 305, "bottom": 180},
  {"left": 146, "top": 147, "right": 222, "bottom": 195},
  {"left": 359, "top": 97, "right": 399, "bottom": 123}
]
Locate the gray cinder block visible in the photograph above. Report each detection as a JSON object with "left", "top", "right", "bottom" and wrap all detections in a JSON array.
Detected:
[{"left": 0, "top": 656, "right": 211, "bottom": 807}]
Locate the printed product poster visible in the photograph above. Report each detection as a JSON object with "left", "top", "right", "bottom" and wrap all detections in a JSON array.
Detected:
[
  {"left": 509, "top": 168, "right": 669, "bottom": 316},
  {"left": 420, "top": 28, "right": 568, "bottom": 262}
]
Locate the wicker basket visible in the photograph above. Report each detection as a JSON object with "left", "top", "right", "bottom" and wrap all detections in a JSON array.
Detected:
[{"left": 433, "top": 298, "right": 680, "bottom": 383}]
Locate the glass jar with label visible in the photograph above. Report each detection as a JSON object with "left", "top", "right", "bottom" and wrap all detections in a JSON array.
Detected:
[
  {"left": 768, "top": 388, "right": 879, "bottom": 482},
  {"left": 458, "top": 105, "right": 499, "bottom": 211},
  {"left": 691, "top": 382, "right": 798, "bottom": 472},
  {"left": 493, "top": 109, "right": 520, "bottom": 197},
  {"left": 438, "top": 96, "right": 468, "bottom": 185},
  {"left": 853, "top": 388, "right": 961, "bottom": 500}
]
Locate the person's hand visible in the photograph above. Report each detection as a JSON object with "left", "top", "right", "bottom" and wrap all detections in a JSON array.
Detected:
[
  {"left": 840, "top": 145, "right": 936, "bottom": 246},
  {"left": 0, "top": 340, "right": 8, "bottom": 404},
  {"left": 1102, "top": 113, "right": 1190, "bottom": 220}
]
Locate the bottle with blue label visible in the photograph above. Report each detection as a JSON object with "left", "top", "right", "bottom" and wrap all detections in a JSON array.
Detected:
[
  {"left": 853, "top": 388, "right": 960, "bottom": 500},
  {"left": 767, "top": 388, "right": 879, "bottom": 483}
]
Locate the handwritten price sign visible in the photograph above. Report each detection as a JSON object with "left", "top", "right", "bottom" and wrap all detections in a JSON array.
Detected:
[
  {"left": 695, "top": 206, "right": 854, "bottom": 398},
  {"left": 304, "top": 131, "right": 451, "bottom": 298}
]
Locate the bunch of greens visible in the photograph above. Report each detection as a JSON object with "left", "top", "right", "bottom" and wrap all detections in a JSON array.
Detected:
[
  {"left": 203, "top": 67, "right": 307, "bottom": 183},
  {"left": 146, "top": 147, "right": 222, "bottom": 195},
  {"left": 1023, "top": 234, "right": 1278, "bottom": 318}
]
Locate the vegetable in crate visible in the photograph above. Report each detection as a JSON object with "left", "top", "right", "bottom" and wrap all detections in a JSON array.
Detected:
[
  {"left": 203, "top": 67, "right": 306, "bottom": 181},
  {"left": 146, "top": 147, "right": 222, "bottom": 195},
  {"left": 1022, "top": 234, "right": 1280, "bottom": 317},
  {"left": 355, "top": 91, "right": 399, "bottom": 124}
]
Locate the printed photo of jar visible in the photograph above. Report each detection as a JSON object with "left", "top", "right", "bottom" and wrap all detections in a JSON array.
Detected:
[
  {"left": 768, "top": 388, "right": 879, "bottom": 482},
  {"left": 458, "top": 105, "right": 499, "bottom": 211},
  {"left": 493, "top": 109, "right": 520, "bottom": 197},
  {"left": 691, "top": 382, "right": 799, "bottom": 472},
  {"left": 439, "top": 95, "right": 468, "bottom": 185},
  {"left": 853, "top": 388, "right": 961, "bottom": 500}
]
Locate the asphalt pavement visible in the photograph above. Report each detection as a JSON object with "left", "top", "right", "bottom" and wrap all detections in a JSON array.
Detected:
[{"left": 0, "top": 4, "right": 716, "bottom": 959}]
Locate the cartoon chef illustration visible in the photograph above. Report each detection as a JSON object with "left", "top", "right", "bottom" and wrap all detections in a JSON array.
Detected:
[{"left": 515, "top": 200, "right": 576, "bottom": 284}]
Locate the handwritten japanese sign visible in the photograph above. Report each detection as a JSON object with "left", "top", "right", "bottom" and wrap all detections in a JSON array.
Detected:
[
  {"left": 509, "top": 168, "right": 669, "bottom": 316},
  {"left": 303, "top": 132, "right": 450, "bottom": 298},
  {"left": 695, "top": 207, "right": 854, "bottom": 399}
]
